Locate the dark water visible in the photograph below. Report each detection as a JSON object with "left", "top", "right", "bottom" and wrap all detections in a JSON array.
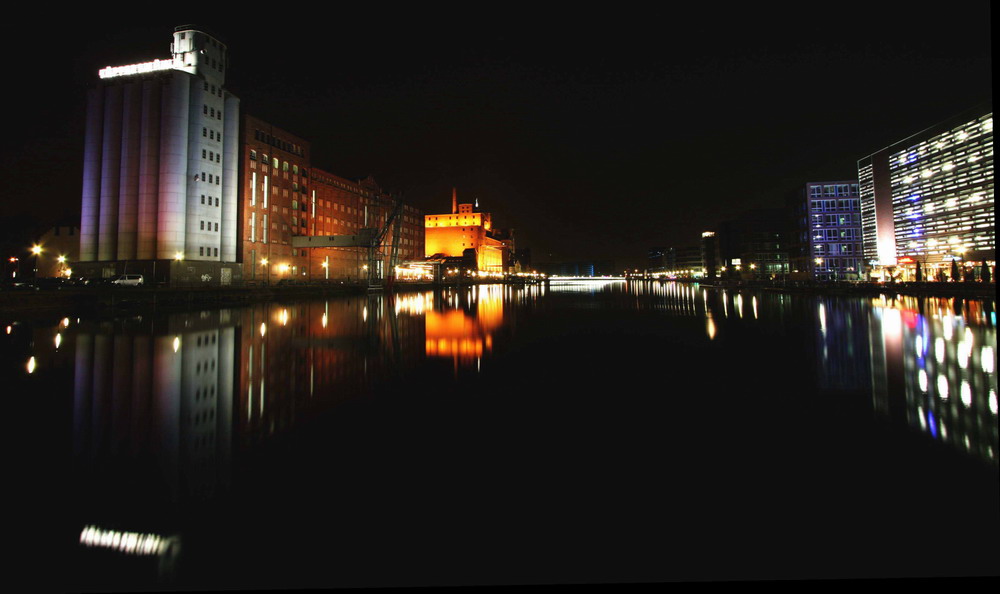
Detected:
[{"left": 8, "top": 281, "right": 998, "bottom": 589}]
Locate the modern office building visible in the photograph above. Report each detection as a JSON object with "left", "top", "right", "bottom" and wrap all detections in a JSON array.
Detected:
[
  {"left": 647, "top": 246, "right": 703, "bottom": 278},
  {"left": 789, "top": 181, "right": 863, "bottom": 280},
  {"left": 858, "top": 104, "right": 994, "bottom": 281},
  {"left": 79, "top": 25, "right": 241, "bottom": 284}
]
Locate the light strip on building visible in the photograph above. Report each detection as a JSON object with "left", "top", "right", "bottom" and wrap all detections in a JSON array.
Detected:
[{"left": 98, "top": 59, "right": 175, "bottom": 79}]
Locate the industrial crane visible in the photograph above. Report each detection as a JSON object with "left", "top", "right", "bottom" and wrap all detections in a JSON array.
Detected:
[{"left": 291, "top": 192, "right": 404, "bottom": 291}]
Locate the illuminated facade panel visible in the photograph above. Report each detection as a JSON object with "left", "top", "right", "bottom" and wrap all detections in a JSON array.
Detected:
[
  {"left": 888, "top": 112, "right": 993, "bottom": 264},
  {"left": 859, "top": 104, "right": 994, "bottom": 275}
]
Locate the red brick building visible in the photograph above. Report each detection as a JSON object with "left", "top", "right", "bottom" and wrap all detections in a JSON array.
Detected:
[{"left": 239, "top": 114, "right": 423, "bottom": 283}]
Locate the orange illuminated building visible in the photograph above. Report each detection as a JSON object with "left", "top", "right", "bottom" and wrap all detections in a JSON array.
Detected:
[{"left": 424, "top": 189, "right": 508, "bottom": 272}]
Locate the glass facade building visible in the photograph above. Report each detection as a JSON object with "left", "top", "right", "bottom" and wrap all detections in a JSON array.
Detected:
[
  {"left": 796, "top": 181, "right": 863, "bottom": 280},
  {"left": 858, "top": 105, "right": 994, "bottom": 280}
]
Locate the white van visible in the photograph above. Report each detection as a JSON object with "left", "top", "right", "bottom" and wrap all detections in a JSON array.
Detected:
[{"left": 112, "top": 274, "right": 144, "bottom": 286}]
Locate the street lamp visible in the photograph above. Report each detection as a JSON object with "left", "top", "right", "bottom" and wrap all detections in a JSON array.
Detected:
[
  {"left": 261, "top": 258, "right": 269, "bottom": 284},
  {"left": 7, "top": 256, "right": 18, "bottom": 280},
  {"left": 31, "top": 245, "right": 42, "bottom": 278}
]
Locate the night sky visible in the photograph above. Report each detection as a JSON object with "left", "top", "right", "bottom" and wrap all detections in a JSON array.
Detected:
[{"left": 5, "top": 4, "right": 992, "bottom": 269}]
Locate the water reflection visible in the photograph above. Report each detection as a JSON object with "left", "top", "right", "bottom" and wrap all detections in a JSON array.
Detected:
[
  {"left": 425, "top": 285, "right": 504, "bottom": 367},
  {"left": 3, "top": 282, "right": 996, "bottom": 587},
  {"left": 867, "top": 295, "right": 998, "bottom": 463}
]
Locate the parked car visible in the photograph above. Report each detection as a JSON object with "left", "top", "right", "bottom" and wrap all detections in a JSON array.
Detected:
[
  {"left": 111, "top": 274, "right": 144, "bottom": 286},
  {"left": 32, "top": 277, "right": 68, "bottom": 290}
]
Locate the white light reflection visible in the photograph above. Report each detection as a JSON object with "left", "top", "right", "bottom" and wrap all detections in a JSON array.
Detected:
[
  {"left": 937, "top": 375, "right": 949, "bottom": 400},
  {"left": 172, "top": 336, "right": 180, "bottom": 353},
  {"left": 960, "top": 382, "right": 972, "bottom": 407},
  {"left": 935, "top": 337, "right": 945, "bottom": 363},
  {"left": 79, "top": 525, "right": 171, "bottom": 556},
  {"left": 26, "top": 356, "right": 36, "bottom": 374},
  {"left": 882, "top": 307, "right": 902, "bottom": 341},
  {"left": 918, "top": 369, "right": 928, "bottom": 392},
  {"left": 982, "top": 346, "right": 994, "bottom": 373},
  {"left": 54, "top": 333, "right": 62, "bottom": 349},
  {"left": 957, "top": 341, "right": 970, "bottom": 369}
]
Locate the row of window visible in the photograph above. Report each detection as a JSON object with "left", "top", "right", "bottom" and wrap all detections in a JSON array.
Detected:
[
  {"left": 811, "top": 213, "right": 861, "bottom": 226},
  {"left": 200, "top": 194, "right": 219, "bottom": 207},
  {"left": 813, "top": 243, "right": 861, "bottom": 255},
  {"left": 203, "top": 104, "right": 223, "bottom": 120},
  {"left": 202, "top": 127, "right": 222, "bottom": 142},
  {"left": 248, "top": 149, "right": 307, "bottom": 176},
  {"left": 813, "top": 228, "right": 862, "bottom": 240},
  {"left": 202, "top": 81, "right": 224, "bottom": 98},
  {"left": 810, "top": 184, "right": 859, "bottom": 197},
  {"left": 252, "top": 130, "right": 305, "bottom": 157},
  {"left": 202, "top": 149, "right": 221, "bottom": 163},
  {"left": 810, "top": 198, "right": 861, "bottom": 211},
  {"left": 199, "top": 220, "right": 219, "bottom": 232},
  {"left": 200, "top": 172, "right": 221, "bottom": 184}
]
